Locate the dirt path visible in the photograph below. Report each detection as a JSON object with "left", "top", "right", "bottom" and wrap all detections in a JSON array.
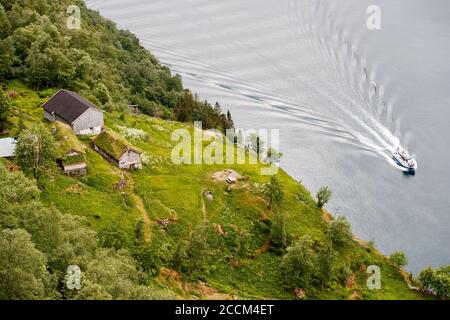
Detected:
[
  {"left": 131, "top": 191, "right": 153, "bottom": 242},
  {"left": 120, "top": 171, "right": 153, "bottom": 242}
]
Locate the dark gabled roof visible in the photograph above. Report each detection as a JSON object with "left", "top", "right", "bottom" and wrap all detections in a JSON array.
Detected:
[{"left": 42, "top": 89, "right": 101, "bottom": 124}]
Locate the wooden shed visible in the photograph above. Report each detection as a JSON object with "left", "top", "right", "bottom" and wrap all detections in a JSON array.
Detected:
[
  {"left": 54, "top": 121, "right": 87, "bottom": 176},
  {"left": 92, "top": 130, "right": 142, "bottom": 170}
]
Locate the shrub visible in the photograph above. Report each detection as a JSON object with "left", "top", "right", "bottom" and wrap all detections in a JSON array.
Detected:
[
  {"left": 327, "top": 216, "right": 353, "bottom": 249},
  {"left": 271, "top": 212, "right": 287, "bottom": 249},
  {"left": 418, "top": 266, "right": 450, "bottom": 298},
  {"left": 389, "top": 251, "right": 408, "bottom": 268},
  {"left": 281, "top": 236, "right": 316, "bottom": 290},
  {"left": 316, "top": 186, "right": 332, "bottom": 208}
]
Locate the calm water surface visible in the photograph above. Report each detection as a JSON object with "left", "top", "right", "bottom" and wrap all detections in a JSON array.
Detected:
[{"left": 87, "top": 0, "right": 450, "bottom": 273}]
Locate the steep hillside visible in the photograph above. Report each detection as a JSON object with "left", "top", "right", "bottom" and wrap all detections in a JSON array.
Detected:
[{"left": 0, "top": 82, "right": 427, "bottom": 300}]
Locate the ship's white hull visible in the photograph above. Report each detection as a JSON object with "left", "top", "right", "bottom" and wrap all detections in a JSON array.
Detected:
[{"left": 392, "top": 151, "right": 417, "bottom": 173}]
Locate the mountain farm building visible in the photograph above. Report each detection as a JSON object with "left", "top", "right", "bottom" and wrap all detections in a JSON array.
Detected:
[
  {"left": 43, "top": 89, "right": 104, "bottom": 135},
  {"left": 54, "top": 121, "right": 87, "bottom": 176},
  {"left": 92, "top": 131, "right": 142, "bottom": 170}
]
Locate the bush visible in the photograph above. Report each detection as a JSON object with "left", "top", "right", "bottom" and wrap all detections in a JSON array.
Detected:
[
  {"left": 327, "top": 216, "right": 352, "bottom": 249},
  {"left": 316, "top": 186, "right": 332, "bottom": 208},
  {"left": 418, "top": 266, "right": 450, "bottom": 298},
  {"left": 271, "top": 212, "right": 287, "bottom": 249},
  {"left": 389, "top": 251, "right": 408, "bottom": 268},
  {"left": 280, "top": 236, "right": 316, "bottom": 290}
]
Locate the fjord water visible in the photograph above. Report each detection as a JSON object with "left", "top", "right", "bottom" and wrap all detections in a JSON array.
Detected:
[{"left": 86, "top": 0, "right": 450, "bottom": 273}]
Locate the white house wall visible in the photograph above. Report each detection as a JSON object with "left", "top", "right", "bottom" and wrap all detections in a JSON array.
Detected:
[{"left": 72, "top": 108, "right": 104, "bottom": 135}]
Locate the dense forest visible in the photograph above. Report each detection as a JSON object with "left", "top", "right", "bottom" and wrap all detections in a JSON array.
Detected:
[
  {"left": 0, "top": 0, "right": 447, "bottom": 300},
  {"left": 0, "top": 0, "right": 234, "bottom": 132}
]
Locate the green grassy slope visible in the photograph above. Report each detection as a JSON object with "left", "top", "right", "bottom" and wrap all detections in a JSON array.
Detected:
[{"left": 1, "top": 81, "right": 427, "bottom": 300}]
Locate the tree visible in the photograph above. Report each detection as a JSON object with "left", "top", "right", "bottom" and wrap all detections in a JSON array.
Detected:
[
  {"left": 0, "top": 228, "right": 51, "bottom": 300},
  {"left": 173, "top": 225, "right": 209, "bottom": 275},
  {"left": 316, "top": 186, "right": 332, "bottom": 208},
  {"left": 317, "top": 241, "right": 337, "bottom": 287},
  {"left": 266, "top": 147, "right": 283, "bottom": 164},
  {"left": 327, "top": 216, "right": 353, "bottom": 249},
  {"left": 98, "top": 222, "right": 130, "bottom": 250},
  {"left": 0, "top": 89, "right": 10, "bottom": 132},
  {"left": 173, "top": 239, "right": 189, "bottom": 272},
  {"left": 418, "top": 266, "right": 450, "bottom": 298},
  {"left": 271, "top": 212, "right": 287, "bottom": 248},
  {"left": 14, "top": 125, "right": 56, "bottom": 181},
  {"left": 262, "top": 176, "right": 284, "bottom": 210},
  {"left": 389, "top": 251, "right": 408, "bottom": 268},
  {"left": 0, "top": 4, "right": 11, "bottom": 39},
  {"left": 94, "top": 82, "right": 111, "bottom": 106},
  {"left": 248, "top": 133, "right": 264, "bottom": 157},
  {"left": 174, "top": 91, "right": 194, "bottom": 123},
  {"left": 186, "top": 225, "right": 209, "bottom": 273},
  {"left": 280, "top": 236, "right": 316, "bottom": 290},
  {"left": 0, "top": 37, "right": 15, "bottom": 78}
]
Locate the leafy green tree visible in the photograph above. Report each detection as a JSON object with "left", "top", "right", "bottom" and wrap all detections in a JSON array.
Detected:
[
  {"left": 98, "top": 222, "right": 131, "bottom": 250},
  {"left": 174, "top": 91, "right": 194, "bottom": 123},
  {"left": 418, "top": 266, "right": 450, "bottom": 298},
  {"left": 94, "top": 82, "right": 112, "bottom": 106},
  {"left": 327, "top": 216, "right": 353, "bottom": 249},
  {"left": 75, "top": 249, "right": 158, "bottom": 300},
  {"left": 248, "top": 133, "right": 264, "bottom": 158},
  {"left": 187, "top": 225, "right": 209, "bottom": 273},
  {"left": 173, "top": 225, "right": 209, "bottom": 275},
  {"left": 266, "top": 147, "right": 283, "bottom": 164},
  {"left": 173, "top": 239, "right": 190, "bottom": 273},
  {"left": 316, "top": 186, "right": 332, "bottom": 208},
  {"left": 0, "top": 4, "right": 11, "bottom": 39},
  {"left": 389, "top": 251, "right": 408, "bottom": 268},
  {"left": 0, "top": 228, "right": 51, "bottom": 300},
  {"left": 0, "top": 37, "right": 15, "bottom": 78},
  {"left": 280, "top": 236, "right": 316, "bottom": 290},
  {"left": 14, "top": 124, "right": 56, "bottom": 181},
  {"left": 271, "top": 212, "right": 287, "bottom": 248},
  {"left": 317, "top": 241, "right": 337, "bottom": 287},
  {"left": 262, "top": 176, "right": 284, "bottom": 209},
  {"left": 0, "top": 89, "right": 10, "bottom": 132},
  {"left": 236, "top": 230, "right": 252, "bottom": 258}
]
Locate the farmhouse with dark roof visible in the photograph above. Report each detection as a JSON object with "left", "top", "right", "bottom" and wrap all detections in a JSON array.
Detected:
[{"left": 43, "top": 89, "right": 104, "bottom": 135}]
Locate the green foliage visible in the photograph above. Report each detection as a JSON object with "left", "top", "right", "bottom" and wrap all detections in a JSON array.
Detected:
[
  {"left": 0, "top": 0, "right": 429, "bottom": 299},
  {"left": 248, "top": 133, "right": 264, "bottom": 157},
  {"left": 327, "top": 216, "right": 353, "bottom": 249},
  {"left": 98, "top": 222, "right": 131, "bottom": 250},
  {"left": 0, "top": 162, "right": 174, "bottom": 300},
  {"left": 418, "top": 266, "right": 450, "bottom": 298},
  {"left": 316, "top": 186, "right": 332, "bottom": 208},
  {"left": 0, "top": 228, "right": 51, "bottom": 299},
  {"left": 266, "top": 147, "right": 283, "bottom": 164},
  {"left": 317, "top": 241, "right": 337, "bottom": 288},
  {"left": 262, "top": 176, "right": 284, "bottom": 209},
  {"left": 14, "top": 124, "right": 56, "bottom": 181},
  {"left": 280, "top": 236, "right": 316, "bottom": 290},
  {"left": 0, "top": 4, "right": 11, "bottom": 39},
  {"left": 389, "top": 251, "right": 408, "bottom": 268},
  {"left": 0, "top": 88, "right": 10, "bottom": 131},
  {"left": 174, "top": 91, "right": 234, "bottom": 132},
  {"left": 271, "top": 212, "right": 287, "bottom": 249}
]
